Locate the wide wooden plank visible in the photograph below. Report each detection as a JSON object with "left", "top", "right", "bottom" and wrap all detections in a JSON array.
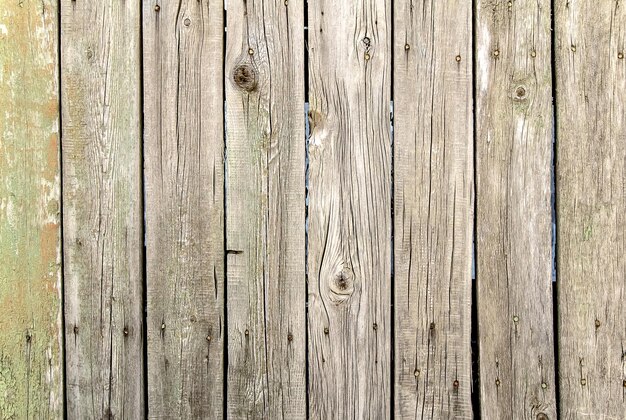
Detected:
[
  {"left": 475, "top": 1, "right": 557, "bottom": 418},
  {"left": 0, "top": 2, "right": 63, "bottom": 417},
  {"left": 393, "top": 1, "right": 473, "bottom": 418},
  {"left": 307, "top": 1, "right": 391, "bottom": 418},
  {"left": 61, "top": 1, "right": 144, "bottom": 417},
  {"left": 224, "top": 1, "right": 306, "bottom": 418},
  {"left": 143, "top": 1, "right": 224, "bottom": 417},
  {"left": 555, "top": 2, "right": 626, "bottom": 417}
]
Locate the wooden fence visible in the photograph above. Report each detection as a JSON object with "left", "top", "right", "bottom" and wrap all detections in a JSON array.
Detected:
[{"left": 0, "top": 0, "right": 624, "bottom": 418}]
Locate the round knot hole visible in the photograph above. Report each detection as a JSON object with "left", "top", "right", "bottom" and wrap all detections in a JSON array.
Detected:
[
  {"left": 329, "top": 267, "right": 354, "bottom": 304},
  {"left": 233, "top": 64, "right": 257, "bottom": 92},
  {"left": 515, "top": 85, "right": 527, "bottom": 100}
]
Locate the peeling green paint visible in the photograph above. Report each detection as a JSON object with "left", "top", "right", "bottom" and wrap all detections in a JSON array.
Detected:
[{"left": 0, "top": 1, "right": 63, "bottom": 418}]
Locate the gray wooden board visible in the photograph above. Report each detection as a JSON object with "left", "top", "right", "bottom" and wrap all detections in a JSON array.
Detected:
[
  {"left": 393, "top": 1, "right": 474, "bottom": 417},
  {"left": 143, "top": 0, "right": 225, "bottom": 417},
  {"left": 225, "top": 0, "right": 306, "bottom": 418},
  {"left": 61, "top": 1, "right": 144, "bottom": 417},
  {"left": 307, "top": 0, "right": 392, "bottom": 418},
  {"left": 475, "top": 0, "right": 557, "bottom": 418},
  {"left": 555, "top": 1, "right": 626, "bottom": 417}
]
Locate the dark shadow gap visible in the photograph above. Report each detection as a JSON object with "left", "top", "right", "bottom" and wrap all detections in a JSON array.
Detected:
[
  {"left": 222, "top": 4, "right": 229, "bottom": 419},
  {"left": 57, "top": 4, "right": 67, "bottom": 420},
  {"left": 470, "top": 0, "right": 481, "bottom": 417},
  {"left": 139, "top": 2, "right": 148, "bottom": 418},
  {"left": 304, "top": 1, "right": 310, "bottom": 418},
  {"left": 389, "top": 1, "right": 395, "bottom": 419},
  {"left": 550, "top": 0, "right": 560, "bottom": 416}
]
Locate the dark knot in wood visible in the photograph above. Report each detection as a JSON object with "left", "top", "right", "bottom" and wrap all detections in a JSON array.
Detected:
[
  {"left": 233, "top": 64, "right": 257, "bottom": 92},
  {"left": 329, "top": 267, "right": 354, "bottom": 304},
  {"left": 514, "top": 85, "right": 528, "bottom": 100}
]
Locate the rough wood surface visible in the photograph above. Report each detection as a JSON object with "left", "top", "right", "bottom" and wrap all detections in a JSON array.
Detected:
[
  {"left": 393, "top": 1, "right": 474, "bottom": 418},
  {"left": 225, "top": 0, "right": 306, "bottom": 418},
  {"left": 555, "top": 1, "right": 626, "bottom": 418},
  {"left": 143, "top": 0, "right": 224, "bottom": 417},
  {"left": 307, "top": 1, "right": 391, "bottom": 418},
  {"left": 61, "top": 1, "right": 144, "bottom": 417},
  {"left": 0, "top": 1, "right": 63, "bottom": 418},
  {"left": 475, "top": 1, "right": 557, "bottom": 418}
]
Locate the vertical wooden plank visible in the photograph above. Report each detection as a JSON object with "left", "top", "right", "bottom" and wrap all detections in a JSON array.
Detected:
[
  {"left": 225, "top": 0, "right": 305, "bottom": 418},
  {"left": 61, "top": 1, "right": 143, "bottom": 417},
  {"left": 393, "top": 1, "right": 473, "bottom": 418},
  {"left": 0, "top": 1, "right": 63, "bottom": 417},
  {"left": 143, "top": 0, "right": 224, "bottom": 417},
  {"left": 555, "top": 2, "right": 626, "bottom": 417},
  {"left": 307, "top": 1, "right": 391, "bottom": 418},
  {"left": 475, "top": 1, "right": 557, "bottom": 418}
]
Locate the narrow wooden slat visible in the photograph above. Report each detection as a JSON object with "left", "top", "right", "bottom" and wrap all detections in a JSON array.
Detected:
[
  {"left": 555, "top": 2, "right": 626, "bottom": 417},
  {"left": 225, "top": 0, "right": 306, "bottom": 417},
  {"left": 393, "top": 1, "right": 473, "bottom": 417},
  {"left": 0, "top": 2, "right": 63, "bottom": 417},
  {"left": 475, "top": 1, "right": 557, "bottom": 417},
  {"left": 61, "top": 0, "right": 143, "bottom": 417},
  {"left": 143, "top": 1, "right": 224, "bottom": 417},
  {"left": 307, "top": 1, "right": 391, "bottom": 417}
]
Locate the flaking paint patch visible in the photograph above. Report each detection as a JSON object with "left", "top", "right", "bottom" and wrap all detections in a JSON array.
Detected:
[{"left": 0, "top": 0, "right": 63, "bottom": 417}]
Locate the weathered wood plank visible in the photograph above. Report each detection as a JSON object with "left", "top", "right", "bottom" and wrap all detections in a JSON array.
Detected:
[
  {"left": 555, "top": 1, "right": 626, "bottom": 417},
  {"left": 307, "top": 1, "right": 391, "bottom": 418},
  {"left": 393, "top": 1, "right": 473, "bottom": 418},
  {"left": 225, "top": 0, "right": 306, "bottom": 418},
  {"left": 143, "top": 1, "right": 224, "bottom": 417},
  {"left": 61, "top": 1, "right": 144, "bottom": 417},
  {"left": 475, "top": 1, "right": 557, "bottom": 418},
  {"left": 0, "top": 2, "right": 63, "bottom": 418}
]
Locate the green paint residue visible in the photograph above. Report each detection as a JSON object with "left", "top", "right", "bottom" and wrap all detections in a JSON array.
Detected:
[{"left": 0, "top": 1, "right": 63, "bottom": 417}]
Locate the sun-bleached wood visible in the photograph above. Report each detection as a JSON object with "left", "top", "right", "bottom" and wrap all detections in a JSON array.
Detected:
[
  {"left": 307, "top": 1, "right": 392, "bottom": 418},
  {"left": 393, "top": 1, "right": 474, "bottom": 418},
  {"left": 555, "top": 1, "right": 626, "bottom": 417},
  {"left": 225, "top": 0, "right": 306, "bottom": 418},
  {"left": 61, "top": 1, "right": 144, "bottom": 417},
  {"left": 475, "top": 1, "right": 557, "bottom": 418},
  {"left": 0, "top": 2, "right": 63, "bottom": 417},
  {"left": 143, "top": 1, "right": 224, "bottom": 417}
]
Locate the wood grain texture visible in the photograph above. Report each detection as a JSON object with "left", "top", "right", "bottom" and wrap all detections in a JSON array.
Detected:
[
  {"left": 475, "top": 1, "right": 557, "bottom": 418},
  {"left": 61, "top": 0, "right": 144, "bottom": 417},
  {"left": 555, "top": 1, "right": 626, "bottom": 418},
  {"left": 393, "top": 1, "right": 473, "bottom": 418},
  {"left": 225, "top": 0, "right": 306, "bottom": 418},
  {"left": 143, "top": 0, "right": 224, "bottom": 417},
  {"left": 0, "top": 1, "right": 63, "bottom": 418},
  {"left": 307, "top": 1, "right": 391, "bottom": 418}
]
